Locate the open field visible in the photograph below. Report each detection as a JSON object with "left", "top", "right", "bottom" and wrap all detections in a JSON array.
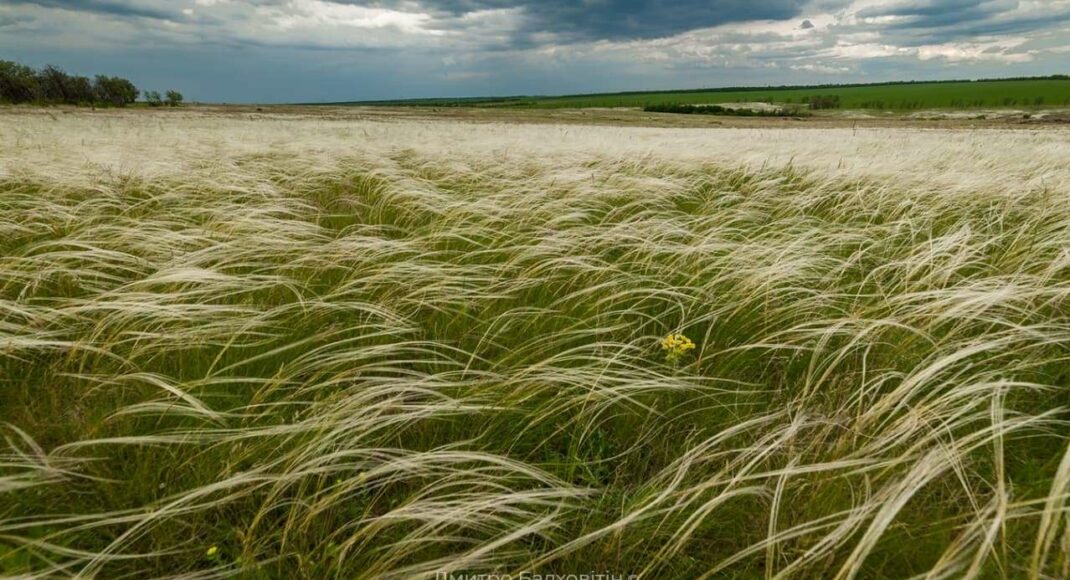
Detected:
[
  {"left": 3, "top": 107, "right": 1070, "bottom": 578},
  {"left": 339, "top": 78, "right": 1070, "bottom": 112},
  {"left": 526, "top": 79, "right": 1070, "bottom": 111}
]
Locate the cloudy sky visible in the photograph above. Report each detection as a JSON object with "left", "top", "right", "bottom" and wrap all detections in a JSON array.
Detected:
[{"left": 1, "top": 0, "right": 1068, "bottom": 103}]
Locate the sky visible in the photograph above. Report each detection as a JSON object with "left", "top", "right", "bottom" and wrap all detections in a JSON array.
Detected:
[{"left": 1, "top": 0, "right": 1068, "bottom": 103}]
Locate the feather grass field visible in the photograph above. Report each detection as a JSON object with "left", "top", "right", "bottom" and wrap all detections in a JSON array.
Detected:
[{"left": 2, "top": 109, "right": 1070, "bottom": 578}]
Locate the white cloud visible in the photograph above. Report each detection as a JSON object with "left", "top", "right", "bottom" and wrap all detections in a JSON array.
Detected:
[
  {"left": 916, "top": 39, "right": 1035, "bottom": 64},
  {"left": 268, "top": 1, "right": 437, "bottom": 35},
  {"left": 791, "top": 63, "right": 852, "bottom": 74}
]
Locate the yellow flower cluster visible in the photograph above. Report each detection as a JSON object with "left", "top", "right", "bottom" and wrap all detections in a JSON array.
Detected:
[{"left": 660, "top": 333, "right": 696, "bottom": 364}]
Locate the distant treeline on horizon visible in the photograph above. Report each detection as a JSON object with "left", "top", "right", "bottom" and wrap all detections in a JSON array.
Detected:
[{"left": 0, "top": 60, "right": 182, "bottom": 107}]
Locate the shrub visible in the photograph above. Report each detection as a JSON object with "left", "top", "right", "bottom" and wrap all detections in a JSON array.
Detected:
[
  {"left": 807, "top": 95, "right": 841, "bottom": 110},
  {"left": 165, "top": 90, "right": 184, "bottom": 107},
  {"left": 94, "top": 75, "right": 139, "bottom": 106},
  {"left": 644, "top": 103, "right": 806, "bottom": 117},
  {"left": 0, "top": 60, "right": 40, "bottom": 103}
]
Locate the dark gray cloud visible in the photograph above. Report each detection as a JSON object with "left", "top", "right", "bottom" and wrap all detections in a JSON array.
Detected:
[
  {"left": 315, "top": 0, "right": 810, "bottom": 43},
  {"left": 953, "top": 12, "right": 1070, "bottom": 37},
  {"left": 855, "top": 0, "right": 1070, "bottom": 47},
  {"left": 4, "top": 0, "right": 813, "bottom": 40},
  {"left": 2, "top": 0, "right": 177, "bottom": 20},
  {"left": 858, "top": 0, "right": 1015, "bottom": 29},
  {"left": 0, "top": 13, "right": 34, "bottom": 27}
]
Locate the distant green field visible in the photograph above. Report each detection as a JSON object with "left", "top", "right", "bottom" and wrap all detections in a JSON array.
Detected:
[
  {"left": 535, "top": 80, "right": 1070, "bottom": 110},
  {"left": 339, "top": 77, "right": 1070, "bottom": 111}
]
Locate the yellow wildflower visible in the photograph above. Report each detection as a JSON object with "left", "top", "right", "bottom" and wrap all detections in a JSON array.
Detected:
[
  {"left": 660, "top": 333, "right": 696, "bottom": 364},
  {"left": 206, "top": 546, "right": 219, "bottom": 558}
]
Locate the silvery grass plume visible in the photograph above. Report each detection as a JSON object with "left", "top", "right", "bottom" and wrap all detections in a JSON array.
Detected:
[{"left": 0, "top": 108, "right": 1069, "bottom": 578}]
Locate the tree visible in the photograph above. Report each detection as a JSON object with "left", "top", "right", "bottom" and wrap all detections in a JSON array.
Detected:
[
  {"left": 37, "top": 65, "right": 72, "bottom": 103},
  {"left": 93, "top": 75, "right": 139, "bottom": 106},
  {"left": 67, "top": 75, "right": 95, "bottom": 104},
  {"left": 165, "top": 90, "right": 184, "bottom": 107},
  {"left": 0, "top": 60, "right": 39, "bottom": 103},
  {"left": 0, "top": 59, "right": 154, "bottom": 107},
  {"left": 145, "top": 90, "right": 163, "bottom": 107}
]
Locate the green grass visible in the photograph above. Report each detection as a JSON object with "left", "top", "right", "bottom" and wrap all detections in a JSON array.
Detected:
[
  {"left": 2, "top": 112, "right": 1070, "bottom": 578},
  {"left": 525, "top": 79, "right": 1070, "bottom": 110},
  {"left": 337, "top": 77, "right": 1070, "bottom": 111}
]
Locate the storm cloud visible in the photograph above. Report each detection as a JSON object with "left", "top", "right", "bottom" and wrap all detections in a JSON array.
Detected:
[
  {"left": 2, "top": 0, "right": 178, "bottom": 21},
  {"left": 396, "top": 0, "right": 812, "bottom": 43},
  {"left": 0, "top": 0, "right": 1066, "bottom": 103}
]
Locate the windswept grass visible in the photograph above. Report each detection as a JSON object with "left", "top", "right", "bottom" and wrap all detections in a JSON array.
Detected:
[{"left": 1, "top": 110, "right": 1070, "bottom": 578}]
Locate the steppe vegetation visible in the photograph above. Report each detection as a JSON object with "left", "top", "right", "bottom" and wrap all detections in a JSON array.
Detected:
[{"left": 2, "top": 109, "right": 1070, "bottom": 578}]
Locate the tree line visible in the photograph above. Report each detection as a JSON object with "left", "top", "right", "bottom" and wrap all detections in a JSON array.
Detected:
[{"left": 0, "top": 60, "right": 182, "bottom": 107}]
